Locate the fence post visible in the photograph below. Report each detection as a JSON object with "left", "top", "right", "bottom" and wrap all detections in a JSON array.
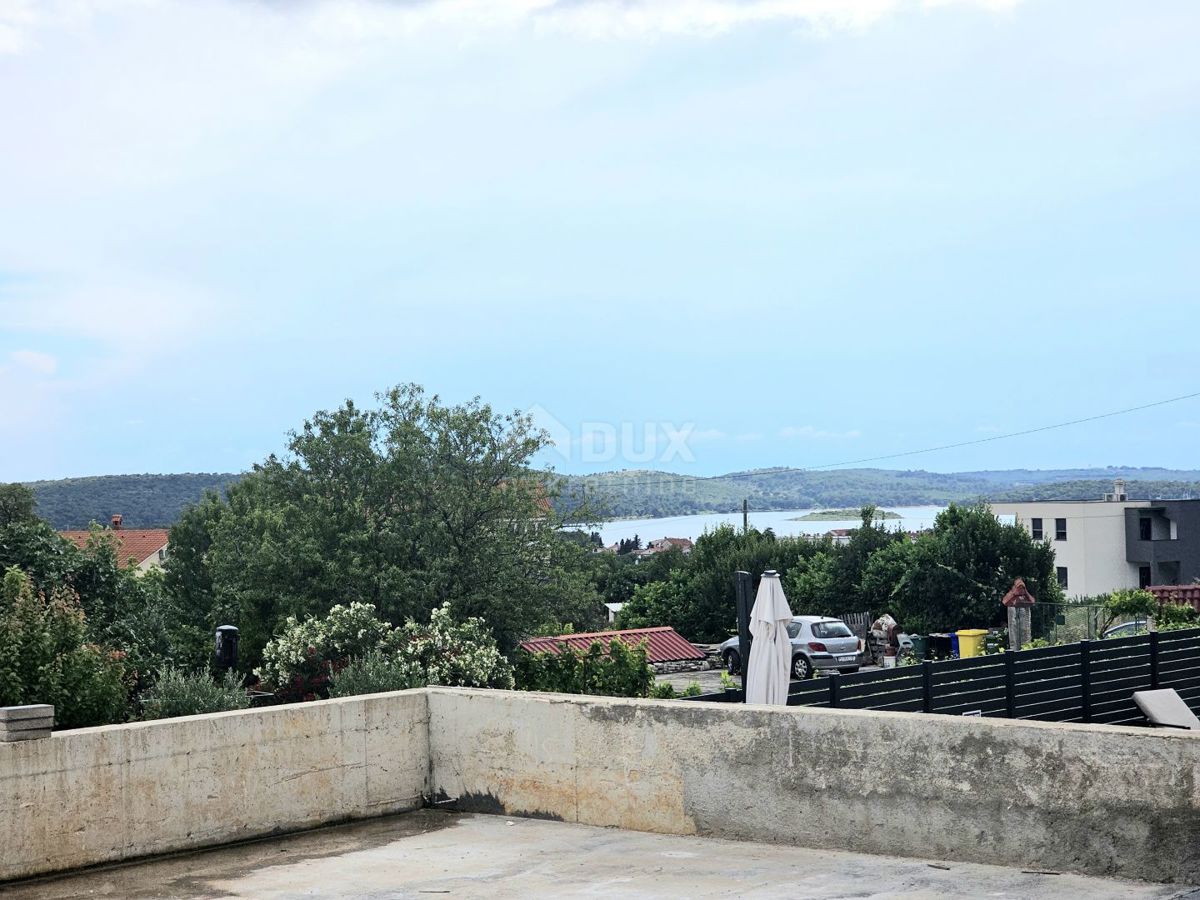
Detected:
[
  {"left": 1004, "top": 650, "right": 1016, "bottom": 719},
  {"left": 1080, "top": 639, "right": 1092, "bottom": 723},
  {"left": 829, "top": 672, "right": 840, "bottom": 709},
  {"left": 922, "top": 660, "right": 933, "bottom": 713},
  {"left": 1150, "top": 630, "right": 1160, "bottom": 690}
]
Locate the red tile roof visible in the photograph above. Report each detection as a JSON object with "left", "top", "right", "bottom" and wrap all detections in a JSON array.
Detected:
[
  {"left": 520, "top": 626, "right": 704, "bottom": 663},
  {"left": 1148, "top": 585, "right": 1200, "bottom": 613},
  {"left": 58, "top": 528, "right": 169, "bottom": 568},
  {"left": 643, "top": 537, "right": 694, "bottom": 554}
]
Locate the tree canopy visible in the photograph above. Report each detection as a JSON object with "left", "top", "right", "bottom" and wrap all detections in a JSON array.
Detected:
[
  {"left": 617, "top": 504, "right": 1061, "bottom": 641},
  {"left": 166, "top": 384, "right": 605, "bottom": 664}
]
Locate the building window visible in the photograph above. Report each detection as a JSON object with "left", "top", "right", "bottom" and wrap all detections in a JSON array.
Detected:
[
  {"left": 1139, "top": 517, "right": 1152, "bottom": 541},
  {"left": 1139, "top": 566, "right": 1152, "bottom": 589},
  {"left": 1031, "top": 518, "right": 1043, "bottom": 540},
  {"left": 1055, "top": 518, "right": 1067, "bottom": 541},
  {"left": 1056, "top": 567, "right": 1069, "bottom": 590}
]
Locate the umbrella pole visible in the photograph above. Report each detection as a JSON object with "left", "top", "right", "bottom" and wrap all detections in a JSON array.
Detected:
[{"left": 734, "top": 570, "right": 753, "bottom": 699}]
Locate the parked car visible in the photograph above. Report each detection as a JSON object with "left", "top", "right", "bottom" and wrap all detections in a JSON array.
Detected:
[
  {"left": 720, "top": 615, "right": 862, "bottom": 679},
  {"left": 1102, "top": 620, "right": 1149, "bottom": 639}
]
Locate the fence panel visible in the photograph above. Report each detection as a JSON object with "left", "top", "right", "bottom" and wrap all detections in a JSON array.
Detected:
[{"left": 685, "top": 626, "right": 1199, "bottom": 727}]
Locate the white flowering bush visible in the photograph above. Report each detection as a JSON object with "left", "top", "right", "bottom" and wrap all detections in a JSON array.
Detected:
[
  {"left": 382, "top": 603, "right": 514, "bottom": 690},
  {"left": 257, "top": 602, "right": 393, "bottom": 700},
  {"left": 258, "top": 600, "right": 513, "bottom": 701}
]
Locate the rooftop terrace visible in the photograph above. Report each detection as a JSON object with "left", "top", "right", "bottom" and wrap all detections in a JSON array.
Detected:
[{"left": 3, "top": 687, "right": 1198, "bottom": 891}]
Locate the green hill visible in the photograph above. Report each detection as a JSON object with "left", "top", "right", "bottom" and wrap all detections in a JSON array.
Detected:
[
  {"left": 558, "top": 467, "right": 1200, "bottom": 518},
  {"left": 21, "top": 467, "right": 1200, "bottom": 529},
  {"left": 25, "top": 473, "right": 242, "bottom": 528}
]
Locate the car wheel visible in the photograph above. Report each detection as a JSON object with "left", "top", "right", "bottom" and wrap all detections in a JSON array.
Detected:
[
  {"left": 791, "top": 655, "right": 812, "bottom": 680},
  {"left": 838, "top": 667, "right": 860, "bottom": 674},
  {"left": 724, "top": 650, "right": 741, "bottom": 676}
]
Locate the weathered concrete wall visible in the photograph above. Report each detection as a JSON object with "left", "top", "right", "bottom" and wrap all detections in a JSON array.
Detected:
[
  {"left": 426, "top": 689, "right": 1200, "bottom": 884},
  {"left": 5, "top": 686, "right": 1198, "bottom": 884},
  {"left": 0, "top": 691, "right": 428, "bottom": 882}
]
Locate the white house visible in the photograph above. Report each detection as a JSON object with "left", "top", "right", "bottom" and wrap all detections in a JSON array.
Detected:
[{"left": 992, "top": 480, "right": 1200, "bottom": 598}]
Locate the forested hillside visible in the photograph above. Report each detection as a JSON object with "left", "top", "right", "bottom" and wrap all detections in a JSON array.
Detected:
[
  {"left": 558, "top": 467, "right": 1200, "bottom": 518},
  {"left": 558, "top": 467, "right": 993, "bottom": 517},
  {"left": 21, "top": 467, "right": 1200, "bottom": 529},
  {"left": 991, "top": 479, "right": 1200, "bottom": 502},
  {"left": 25, "top": 473, "right": 241, "bottom": 528}
]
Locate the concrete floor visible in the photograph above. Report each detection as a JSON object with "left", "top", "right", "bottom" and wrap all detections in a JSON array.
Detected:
[{"left": 2, "top": 811, "right": 1194, "bottom": 899}]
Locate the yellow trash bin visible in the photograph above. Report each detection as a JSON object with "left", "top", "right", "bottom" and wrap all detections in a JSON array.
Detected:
[{"left": 956, "top": 628, "right": 988, "bottom": 658}]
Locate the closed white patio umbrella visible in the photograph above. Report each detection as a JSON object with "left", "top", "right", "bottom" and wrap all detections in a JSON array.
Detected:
[{"left": 745, "top": 570, "right": 793, "bottom": 706}]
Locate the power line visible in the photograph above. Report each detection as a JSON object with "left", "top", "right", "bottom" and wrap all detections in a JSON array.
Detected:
[{"left": 561, "top": 389, "right": 1200, "bottom": 491}]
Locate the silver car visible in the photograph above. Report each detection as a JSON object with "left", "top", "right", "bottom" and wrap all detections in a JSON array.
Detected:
[{"left": 719, "top": 615, "right": 863, "bottom": 680}]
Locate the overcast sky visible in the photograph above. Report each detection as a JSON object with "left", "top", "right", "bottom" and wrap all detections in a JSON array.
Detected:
[{"left": 2, "top": 0, "right": 1199, "bottom": 481}]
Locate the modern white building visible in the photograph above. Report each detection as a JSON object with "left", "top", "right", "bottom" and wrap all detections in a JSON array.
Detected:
[{"left": 992, "top": 481, "right": 1200, "bottom": 598}]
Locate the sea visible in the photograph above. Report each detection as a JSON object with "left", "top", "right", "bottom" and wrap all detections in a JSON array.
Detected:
[{"left": 584, "top": 505, "right": 948, "bottom": 546}]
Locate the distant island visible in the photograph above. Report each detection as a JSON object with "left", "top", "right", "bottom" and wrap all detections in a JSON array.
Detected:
[{"left": 791, "top": 508, "right": 902, "bottom": 522}]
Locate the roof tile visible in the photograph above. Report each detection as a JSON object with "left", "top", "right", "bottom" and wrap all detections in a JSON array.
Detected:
[{"left": 520, "top": 626, "right": 704, "bottom": 663}]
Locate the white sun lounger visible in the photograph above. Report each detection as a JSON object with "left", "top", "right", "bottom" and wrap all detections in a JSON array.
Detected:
[{"left": 1133, "top": 688, "right": 1200, "bottom": 730}]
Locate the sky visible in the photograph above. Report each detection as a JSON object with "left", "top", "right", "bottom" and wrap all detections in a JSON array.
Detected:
[{"left": 2, "top": 0, "right": 1199, "bottom": 481}]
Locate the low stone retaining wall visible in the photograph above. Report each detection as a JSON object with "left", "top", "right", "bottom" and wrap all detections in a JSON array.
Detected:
[
  {"left": 0, "top": 691, "right": 428, "bottom": 882},
  {"left": 651, "top": 657, "right": 718, "bottom": 674},
  {"left": 3, "top": 687, "right": 1198, "bottom": 884}
]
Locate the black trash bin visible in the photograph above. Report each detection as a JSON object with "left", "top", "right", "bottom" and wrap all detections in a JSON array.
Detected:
[
  {"left": 215, "top": 625, "right": 239, "bottom": 671},
  {"left": 928, "top": 633, "right": 953, "bottom": 660}
]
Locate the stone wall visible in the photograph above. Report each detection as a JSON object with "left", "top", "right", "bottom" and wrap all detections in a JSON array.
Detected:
[
  {"left": 427, "top": 689, "right": 1200, "bottom": 884},
  {"left": 4, "top": 687, "right": 1198, "bottom": 884},
  {"left": 0, "top": 691, "right": 428, "bottom": 882}
]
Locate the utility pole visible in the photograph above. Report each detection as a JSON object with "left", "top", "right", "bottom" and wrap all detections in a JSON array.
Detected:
[{"left": 742, "top": 498, "right": 749, "bottom": 533}]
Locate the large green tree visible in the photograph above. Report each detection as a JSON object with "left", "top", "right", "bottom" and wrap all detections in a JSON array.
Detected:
[
  {"left": 861, "top": 502, "right": 1062, "bottom": 634},
  {"left": 619, "top": 524, "right": 827, "bottom": 641},
  {"left": 167, "top": 384, "right": 605, "bottom": 664}
]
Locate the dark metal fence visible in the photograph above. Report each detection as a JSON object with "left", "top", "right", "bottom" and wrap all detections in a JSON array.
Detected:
[{"left": 682, "top": 626, "right": 1200, "bottom": 727}]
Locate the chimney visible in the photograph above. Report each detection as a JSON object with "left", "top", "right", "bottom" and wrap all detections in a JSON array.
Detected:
[{"left": 111, "top": 514, "right": 123, "bottom": 530}]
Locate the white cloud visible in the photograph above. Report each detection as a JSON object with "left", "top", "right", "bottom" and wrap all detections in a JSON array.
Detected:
[
  {"left": 8, "top": 349, "right": 57, "bottom": 376},
  {"left": 0, "top": 347, "right": 66, "bottom": 435},
  {"left": 0, "top": 0, "right": 153, "bottom": 55},
  {"left": 780, "top": 425, "right": 861, "bottom": 439},
  {"left": 0, "top": 0, "right": 1027, "bottom": 55},
  {"left": 3, "top": 270, "right": 217, "bottom": 364}
]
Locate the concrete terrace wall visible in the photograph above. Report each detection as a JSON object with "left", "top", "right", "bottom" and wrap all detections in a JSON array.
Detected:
[
  {"left": 3, "top": 687, "right": 1199, "bottom": 884},
  {"left": 427, "top": 689, "right": 1200, "bottom": 884},
  {"left": 0, "top": 691, "right": 428, "bottom": 882}
]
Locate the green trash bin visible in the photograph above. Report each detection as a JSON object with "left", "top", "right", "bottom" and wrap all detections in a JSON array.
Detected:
[{"left": 909, "top": 634, "right": 929, "bottom": 661}]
